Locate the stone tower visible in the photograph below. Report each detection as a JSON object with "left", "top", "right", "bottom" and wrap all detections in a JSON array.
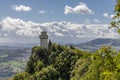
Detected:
[{"left": 39, "top": 31, "right": 48, "bottom": 48}]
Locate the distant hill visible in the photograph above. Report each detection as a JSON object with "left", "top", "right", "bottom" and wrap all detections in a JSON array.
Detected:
[
  {"left": 0, "top": 43, "right": 39, "bottom": 48},
  {"left": 74, "top": 38, "right": 120, "bottom": 51}
]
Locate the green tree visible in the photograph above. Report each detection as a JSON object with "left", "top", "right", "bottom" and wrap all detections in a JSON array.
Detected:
[
  {"left": 111, "top": 0, "right": 120, "bottom": 33},
  {"left": 35, "top": 65, "right": 58, "bottom": 80},
  {"left": 25, "top": 55, "right": 35, "bottom": 74},
  {"left": 11, "top": 72, "right": 28, "bottom": 80},
  {"left": 12, "top": 44, "right": 120, "bottom": 80}
]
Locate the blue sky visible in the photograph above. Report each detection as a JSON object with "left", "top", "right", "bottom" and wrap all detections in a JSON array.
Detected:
[
  {"left": 0, "top": 0, "right": 119, "bottom": 45},
  {"left": 0, "top": 0, "right": 116, "bottom": 23}
]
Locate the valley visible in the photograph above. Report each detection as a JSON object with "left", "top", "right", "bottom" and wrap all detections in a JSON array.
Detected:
[{"left": 0, "top": 46, "right": 31, "bottom": 79}]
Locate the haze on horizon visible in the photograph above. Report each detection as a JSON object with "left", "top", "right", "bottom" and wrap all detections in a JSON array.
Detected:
[{"left": 0, "top": 0, "right": 119, "bottom": 45}]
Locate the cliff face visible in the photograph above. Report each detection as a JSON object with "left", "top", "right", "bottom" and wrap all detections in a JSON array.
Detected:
[{"left": 10, "top": 44, "right": 120, "bottom": 80}]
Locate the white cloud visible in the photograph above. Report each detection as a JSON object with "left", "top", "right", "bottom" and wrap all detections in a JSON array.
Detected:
[
  {"left": 64, "top": 2, "right": 94, "bottom": 15},
  {"left": 103, "top": 13, "right": 109, "bottom": 17},
  {"left": 38, "top": 10, "right": 46, "bottom": 14},
  {"left": 0, "top": 16, "right": 42, "bottom": 37},
  {"left": 64, "top": 5, "right": 73, "bottom": 15},
  {"left": 12, "top": 5, "right": 31, "bottom": 12},
  {"left": 0, "top": 17, "right": 119, "bottom": 44},
  {"left": 54, "top": 32, "right": 64, "bottom": 37}
]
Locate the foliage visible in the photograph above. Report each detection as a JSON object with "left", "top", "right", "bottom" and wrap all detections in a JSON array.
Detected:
[
  {"left": 70, "top": 46, "right": 120, "bottom": 80},
  {"left": 10, "top": 72, "right": 28, "bottom": 80},
  {"left": 111, "top": 0, "right": 120, "bottom": 33},
  {"left": 11, "top": 43, "right": 120, "bottom": 80}
]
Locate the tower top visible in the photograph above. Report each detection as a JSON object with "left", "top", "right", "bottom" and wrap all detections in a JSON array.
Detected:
[
  {"left": 41, "top": 31, "right": 47, "bottom": 35},
  {"left": 40, "top": 31, "right": 48, "bottom": 39}
]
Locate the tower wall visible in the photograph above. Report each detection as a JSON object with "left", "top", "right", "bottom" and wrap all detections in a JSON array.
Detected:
[
  {"left": 39, "top": 31, "right": 48, "bottom": 48},
  {"left": 40, "top": 38, "right": 48, "bottom": 48}
]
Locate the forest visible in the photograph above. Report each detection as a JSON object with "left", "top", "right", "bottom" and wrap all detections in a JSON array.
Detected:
[{"left": 9, "top": 42, "right": 120, "bottom": 80}]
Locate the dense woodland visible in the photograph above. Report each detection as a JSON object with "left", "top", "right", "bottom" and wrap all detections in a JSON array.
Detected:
[{"left": 9, "top": 42, "right": 120, "bottom": 80}]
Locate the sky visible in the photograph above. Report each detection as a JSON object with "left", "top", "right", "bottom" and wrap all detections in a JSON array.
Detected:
[
  {"left": 0, "top": 0, "right": 116, "bottom": 23},
  {"left": 0, "top": 0, "right": 119, "bottom": 45}
]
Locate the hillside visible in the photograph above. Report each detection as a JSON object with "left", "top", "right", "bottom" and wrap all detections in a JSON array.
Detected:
[
  {"left": 79, "top": 38, "right": 120, "bottom": 46},
  {"left": 74, "top": 38, "right": 120, "bottom": 51},
  {"left": 10, "top": 43, "right": 120, "bottom": 80}
]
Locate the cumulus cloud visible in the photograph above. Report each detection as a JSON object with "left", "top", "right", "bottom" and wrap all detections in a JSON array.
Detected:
[
  {"left": 64, "top": 2, "right": 94, "bottom": 15},
  {"left": 0, "top": 16, "right": 42, "bottom": 37},
  {"left": 12, "top": 5, "right": 31, "bottom": 12},
  {"left": 38, "top": 10, "right": 46, "bottom": 14},
  {"left": 0, "top": 17, "right": 119, "bottom": 44}
]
